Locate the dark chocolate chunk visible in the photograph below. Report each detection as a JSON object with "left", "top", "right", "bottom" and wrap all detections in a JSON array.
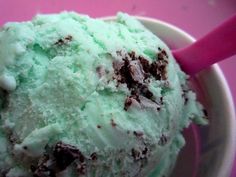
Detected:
[
  {"left": 32, "top": 154, "right": 56, "bottom": 177},
  {"left": 203, "top": 109, "right": 208, "bottom": 117},
  {"left": 65, "top": 35, "right": 73, "bottom": 41},
  {"left": 181, "top": 86, "right": 189, "bottom": 105},
  {"left": 131, "top": 148, "right": 141, "bottom": 161},
  {"left": 128, "top": 51, "right": 136, "bottom": 60},
  {"left": 161, "top": 49, "right": 168, "bottom": 58},
  {"left": 138, "top": 84, "right": 153, "bottom": 99},
  {"left": 55, "top": 39, "right": 64, "bottom": 45},
  {"left": 111, "top": 119, "right": 117, "bottom": 127},
  {"left": 32, "top": 142, "right": 88, "bottom": 177},
  {"left": 128, "top": 60, "right": 145, "bottom": 82},
  {"left": 53, "top": 142, "right": 85, "bottom": 170},
  {"left": 112, "top": 50, "right": 169, "bottom": 111},
  {"left": 76, "top": 162, "right": 86, "bottom": 175},
  {"left": 158, "top": 134, "right": 168, "bottom": 146},
  {"left": 138, "top": 56, "right": 150, "bottom": 73},
  {"left": 55, "top": 35, "right": 73, "bottom": 45},
  {"left": 142, "top": 147, "right": 148, "bottom": 155},
  {"left": 0, "top": 90, "right": 9, "bottom": 109},
  {"left": 133, "top": 131, "right": 144, "bottom": 137},
  {"left": 124, "top": 97, "right": 133, "bottom": 111},
  {"left": 97, "top": 125, "right": 102, "bottom": 129},
  {"left": 96, "top": 66, "right": 106, "bottom": 78},
  {"left": 90, "top": 152, "right": 98, "bottom": 161},
  {"left": 124, "top": 95, "right": 140, "bottom": 111}
]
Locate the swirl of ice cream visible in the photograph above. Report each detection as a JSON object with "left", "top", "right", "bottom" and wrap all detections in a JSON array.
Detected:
[{"left": 0, "top": 12, "right": 207, "bottom": 177}]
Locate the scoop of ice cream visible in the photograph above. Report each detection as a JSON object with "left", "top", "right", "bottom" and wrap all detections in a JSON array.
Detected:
[{"left": 0, "top": 12, "right": 207, "bottom": 177}]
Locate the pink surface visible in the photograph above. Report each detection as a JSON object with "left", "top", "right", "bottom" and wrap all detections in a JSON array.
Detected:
[{"left": 0, "top": 0, "right": 235, "bottom": 176}]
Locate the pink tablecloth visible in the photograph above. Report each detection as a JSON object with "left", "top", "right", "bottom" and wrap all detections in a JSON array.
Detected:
[{"left": 0, "top": 0, "right": 235, "bottom": 176}]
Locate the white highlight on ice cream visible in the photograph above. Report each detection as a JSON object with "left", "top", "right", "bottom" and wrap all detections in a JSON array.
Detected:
[
  {"left": 14, "top": 123, "right": 62, "bottom": 157},
  {"left": 0, "top": 74, "right": 16, "bottom": 91}
]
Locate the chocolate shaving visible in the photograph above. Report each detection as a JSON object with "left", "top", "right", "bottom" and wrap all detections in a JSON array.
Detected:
[
  {"left": 181, "top": 85, "right": 189, "bottom": 105},
  {"left": 124, "top": 97, "right": 133, "bottom": 111},
  {"left": 32, "top": 142, "right": 86, "bottom": 176},
  {"left": 0, "top": 90, "right": 9, "bottom": 109},
  {"left": 90, "top": 152, "right": 98, "bottom": 161},
  {"left": 158, "top": 134, "right": 168, "bottom": 146},
  {"left": 142, "top": 147, "right": 148, "bottom": 155},
  {"left": 76, "top": 162, "right": 86, "bottom": 175},
  {"left": 55, "top": 35, "right": 73, "bottom": 45},
  {"left": 113, "top": 50, "right": 169, "bottom": 111},
  {"left": 203, "top": 109, "right": 208, "bottom": 117},
  {"left": 133, "top": 131, "right": 144, "bottom": 137},
  {"left": 131, "top": 147, "right": 149, "bottom": 161},
  {"left": 32, "top": 154, "right": 56, "bottom": 177},
  {"left": 111, "top": 119, "right": 117, "bottom": 127},
  {"left": 53, "top": 141, "right": 85, "bottom": 170},
  {"left": 131, "top": 148, "right": 141, "bottom": 161}
]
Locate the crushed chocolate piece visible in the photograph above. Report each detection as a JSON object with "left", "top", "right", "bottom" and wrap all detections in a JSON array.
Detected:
[
  {"left": 128, "top": 51, "right": 136, "bottom": 60},
  {"left": 65, "top": 35, "right": 73, "bottom": 41},
  {"left": 111, "top": 119, "right": 117, "bottom": 127},
  {"left": 32, "top": 142, "right": 88, "bottom": 177},
  {"left": 76, "top": 162, "right": 86, "bottom": 175},
  {"left": 138, "top": 84, "right": 153, "bottom": 99},
  {"left": 1, "top": 90, "right": 9, "bottom": 109},
  {"left": 181, "top": 86, "right": 189, "bottom": 105},
  {"left": 142, "top": 147, "right": 148, "bottom": 155},
  {"left": 23, "top": 146, "right": 28, "bottom": 150},
  {"left": 131, "top": 148, "right": 141, "bottom": 161},
  {"left": 90, "top": 152, "right": 98, "bottom": 161},
  {"left": 157, "top": 52, "right": 164, "bottom": 60},
  {"left": 128, "top": 60, "right": 145, "bottom": 82},
  {"left": 113, "top": 50, "right": 169, "bottom": 111},
  {"left": 124, "top": 95, "right": 140, "bottom": 110},
  {"left": 116, "top": 50, "right": 122, "bottom": 56},
  {"left": 55, "top": 39, "right": 64, "bottom": 45},
  {"left": 124, "top": 97, "right": 133, "bottom": 111},
  {"left": 160, "top": 97, "right": 164, "bottom": 105},
  {"left": 150, "top": 60, "right": 168, "bottom": 80},
  {"left": 55, "top": 35, "right": 73, "bottom": 45},
  {"left": 138, "top": 56, "right": 150, "bottom": 74},
  {"left": 161, "top": 49, "right": 168, "bottom": 58},
  {"left": 158, "top": 134, "right": 168, "bottom": 146},
  {"left": 32, "top": 154, "right": 56, "bottom": 177},
  {"left": 97, "top": 125, "right": 102, "bottom": 129},
  {"left": 133, "top": 131, "right": 144, "bottom": 137},
  {"left": 9, "top": 134, "right": 18, "bottom": 144},
  {"left": 96, "top": 66, "right": 106, "bottom": 78},
  {"left": 53, "top": 142, "right": 84, "bottom": 170},
  {"left": 203, "top": 109, "right": 208, "bottom": 117}
]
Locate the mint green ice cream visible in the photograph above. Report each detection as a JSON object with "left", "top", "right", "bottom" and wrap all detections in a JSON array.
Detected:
[{"left": 0, "top": 12, "right": 207, "bottom": 177}]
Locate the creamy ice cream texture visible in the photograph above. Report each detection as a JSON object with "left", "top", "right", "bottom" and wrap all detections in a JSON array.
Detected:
[{"left": 0, "top": 12, "right": 207, "bottom": 177}]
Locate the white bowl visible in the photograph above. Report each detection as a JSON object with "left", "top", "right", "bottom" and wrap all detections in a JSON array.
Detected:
[{"left": 101, "top": 16, "right": 236, "bottom": 177}]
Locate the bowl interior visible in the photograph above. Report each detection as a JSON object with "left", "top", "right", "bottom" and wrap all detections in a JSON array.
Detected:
[{"left": 102, "top": 16, "right": 236, "bottom": 177}]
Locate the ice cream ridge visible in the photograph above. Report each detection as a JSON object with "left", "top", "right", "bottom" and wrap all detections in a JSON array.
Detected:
[{"left": 0, "top": 12, "right": 207, "bottom": 177}]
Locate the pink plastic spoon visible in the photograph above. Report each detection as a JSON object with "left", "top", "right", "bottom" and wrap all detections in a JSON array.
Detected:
[{"left": 172, "top": 14, "right": 236, "bottom": 75}]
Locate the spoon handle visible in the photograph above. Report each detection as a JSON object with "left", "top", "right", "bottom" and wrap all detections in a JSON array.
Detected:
[{"left": 172, "top": 14, "right": 236, "bottom": 75}]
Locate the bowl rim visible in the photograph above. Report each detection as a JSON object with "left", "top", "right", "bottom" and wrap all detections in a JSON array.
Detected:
[{"left": 100, "top": 15, "right": 236, "bottom": 177}]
